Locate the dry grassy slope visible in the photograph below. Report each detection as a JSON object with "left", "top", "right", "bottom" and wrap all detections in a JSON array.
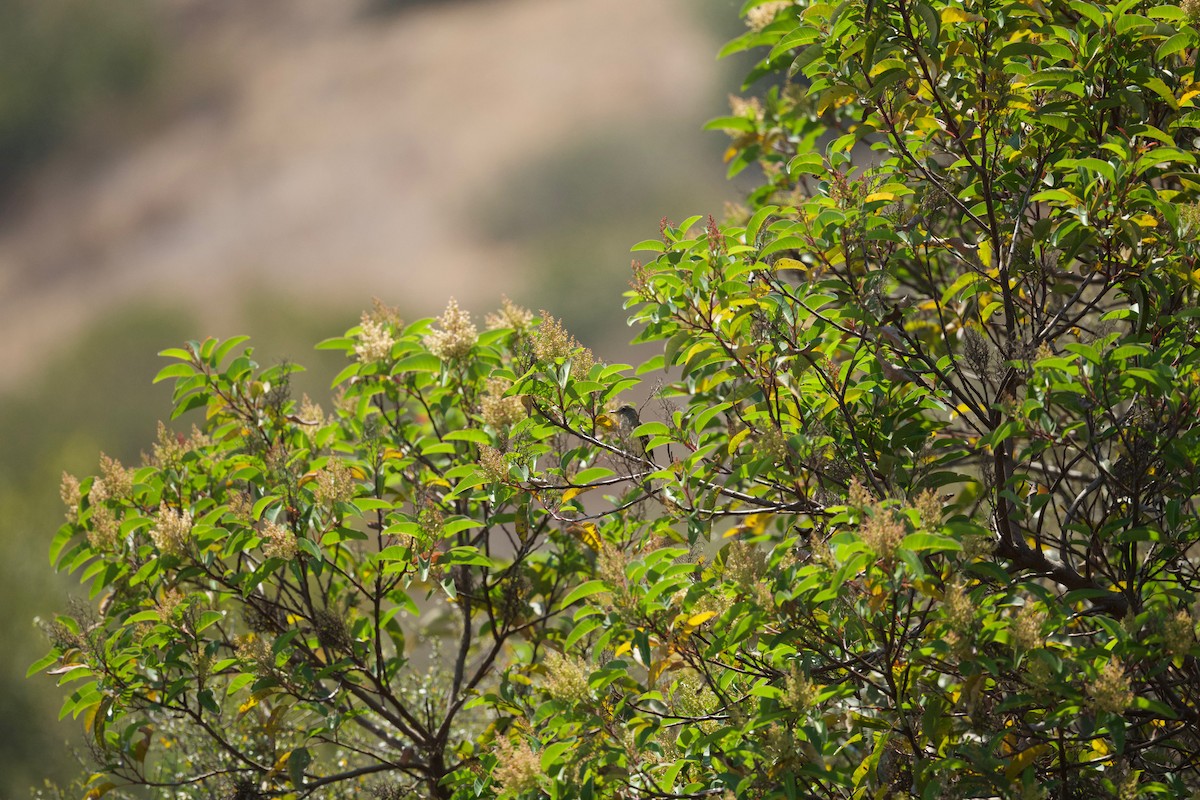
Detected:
[{"left": 0, "top": 0, "right": 721, "bottom": 390}]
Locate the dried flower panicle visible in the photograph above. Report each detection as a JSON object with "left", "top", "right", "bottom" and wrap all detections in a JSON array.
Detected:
[
  {"left": 481, "top": 378, "right": 526, "bottom": 430},
  {"left": 424, "top": 298, "right": 478, "bottom": 360},
  {"left": 355, "top": 313, "right": 396, "bottom": 364},
  {"left": 913, "top": 489, "right": 943, "bottom": 529},
  {"left": 150, "top": 422, "right": 211, "bottom": 468},
  {"left": 235, "top": 634, "right": 277, "bottom": 676},
  {"left": 156, "top": 588, "right": 186, "bottom": 622},
  {"left": 492, "top": 738, "right": 542, "bottom": 797},
  {"left": 753, "top": 427, "right": 789, "bottom": 464},
  {"left": 97, "top": 454, "right": 135, "bottom": 501},
  {"left": 532, "top": 313, "right": 595, "bottom": 378},
  {"left": 297, "top": 394, "right": 325, "bottom": 427},
  {"left": 1088, "top": 659, "right": 1134, "bottom": 714},
  {"left": 366, "top": 297, "right": 402, "bottom": 327},
  {"left": 859, "top": 509, "right": 906, "bottom": 560},
  {"left": 847, "top": 479, "right": 875, "bottom": 509},
  {"left": 485, "top": 295, "right": 535, "bottom": 333},
  {"left": 783, "top": 664, "right": 819, "bottom": 712},
  {"left": 479, "top": 446, "right": 510, "bottom": 483},
  {"left": 227, "top": 491, "right": 254, "bottom": 523},
  {"left": 314, "top": 459, "right": 357, "bottom": 506},
  {"left": 943, "top": 582, "right": 974, "bottom": 633},
  {"left": 150, "top": 504, "right": 193, "bottom": 557},
  {"left": 314, "top": 608, "right": 353, "bottom": 654},
  {"left": 543, "top": 650, "right": 592, "bottom": 704},
  {"left": 88, "top": 504, "right": 121, "bottom": 551},
  {"left": 1162, "top": 608, "right": 1195, "bottom": 657},
  {"left": 1184, "top": 0, "right": 1200, "bottom": 25},
  {"left": 745, "top": 1, "right": 791, "bottom": 30},
  {"left": 962, "top": 326, "right": 992, "bottom": 375},
  {"left": 706, "top": 214, "right": 726, "bottom": 256},
  {"left": 417, "top": 499, "right": 445, "bottom": 539},
  {"left": 1010, "top": 604, "right": 1047, "bottom": 652},
  {"left": 261, "top": 520, "right": 298, "bottom": 561},
  {"left": 723, "top": 540, "right": 768, "bottom": 587},
  {"left": 60, "top": 472, "right": 82, "bottom": 523}
]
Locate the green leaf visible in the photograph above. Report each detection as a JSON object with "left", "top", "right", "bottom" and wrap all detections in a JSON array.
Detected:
[
  {"left": 152, "top": 362, "right": 197, "bottom": 384},
  {"left": 940, "top": 270, "right": 987, "bottom": 304},
  {"left": 900, "top": 533, "right": 963, "bottom": 553},
  {"left": 445, "top": 429, "right": 492, "bottom": 444},
  {"left": 196, "top": 611, "right": 224, "bottom": 633},
  {"left": 393, "top": 353, "right": 443, "bottom": 373},
  {"left": 1157, "top": 32, "right": 1192, "bottom": 60},
  {"left": 559, "top": 580, "right": 609, "bottom": 610},
  {"left": 287, "top": 747, "right": 313, "bottom": 788},
  {"left": 26, "top": 651, "right": 59, "bottom": 678},
  {"left": 212, "top": 336, "right": 252, "bottom": 367}
]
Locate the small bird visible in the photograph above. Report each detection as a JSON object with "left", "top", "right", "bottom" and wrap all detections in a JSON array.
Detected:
[
  {"left": 613, "top": 403, "right": 655, "bottom": 496},
  {"left": 613, "top": 404, "right": 650, "bottom": 459}
]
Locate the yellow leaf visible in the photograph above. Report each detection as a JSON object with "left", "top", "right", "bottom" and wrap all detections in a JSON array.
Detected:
[
  {"left": 614, "top": 641, "right": 632, "bottom": 657},
  {"left": 648, "top": 653, "right": 684, "bottom": 685},
  {"left": 595, "top": 413, "right": 617, "bottom": 430},
  {"left": 868, "top": 581, "right": 888, "bottom": 612},
  {"left": 869, "top": 58, "right": 906, "bottom": 78},
  {"left": 1131, "top": 213, "right": 1158, "bottom": 228},
  {"left": 773, "top": 257, "right": 807, "bottom": 273},
  {"left": 84, "top": 783, "right": 116, "bottom": 800},
  {"left": 978, "top": 238, "right": 993, "bottom": 268},
  {"left": 238, "top": 697, "right": 259, "bottom": 715},
  {"left": 744, "top": 513, "right": 775, "bottom": 535},
  {"left": 686, "top": 611, "right": 717, "bottom": 629},
  {"left": 728, "top": 427, "right": 752, "bottom": 455},
  {"left": 863, "top": 191, "right": 895, "bottom": 203},
  {"left": 272, "top": 750, "right": 293, "bottom": 774},
  {"left": 131, "top": 725, "right": 153, "bottom": 763},
  {"left": 1005, "top": 744, "right": 1050, "bottom": 782},
  {"left": 942, "top": 7, "right": 980, "bottom": 22},
  {"left": 566, "top": 522, "right": 602, "bottom": 550},
  {"left": 562, "top": 486, "right": 592, "bottom": 503}
]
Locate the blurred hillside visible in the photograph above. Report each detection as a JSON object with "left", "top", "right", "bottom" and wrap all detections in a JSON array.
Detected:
[{"left": 0, "top": 0, "right": 745, "bottom": 794}]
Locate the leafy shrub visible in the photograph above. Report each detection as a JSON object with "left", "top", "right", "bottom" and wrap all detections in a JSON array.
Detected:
[{"left": 35, "top": 0, "right": 1200, "bottom": 797}]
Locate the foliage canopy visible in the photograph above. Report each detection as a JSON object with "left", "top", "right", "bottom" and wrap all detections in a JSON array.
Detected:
[{"left": 36, "top": 0, "right": 1200, "bottom": 797}]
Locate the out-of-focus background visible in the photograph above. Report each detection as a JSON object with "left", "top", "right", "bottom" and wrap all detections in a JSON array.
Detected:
[{"left": 0, "top": 0, "right": 750, "bottom": 793}]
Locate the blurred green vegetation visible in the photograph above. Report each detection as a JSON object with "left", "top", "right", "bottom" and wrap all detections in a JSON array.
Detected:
[
  {"left": 0, "top": 307, "right": 191, "bottom": 795},
  {"left": 0, "top": 0, "right": 159, "bottom": 192},
  {"left": 476, "top": 124, "right": 732, "bottom": 345}
]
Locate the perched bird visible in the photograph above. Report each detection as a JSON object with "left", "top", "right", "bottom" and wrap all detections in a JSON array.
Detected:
[
  {"left": 614, "top": 403, "right": 650, "bottom": 459},
  {"left": 613, "top": 403, "right": 655, "bottom": 497}
]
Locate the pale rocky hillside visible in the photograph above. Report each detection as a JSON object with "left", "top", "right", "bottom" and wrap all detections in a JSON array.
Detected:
[{"left": 0, "top": 0, "right": 731, "bottom": 389}]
